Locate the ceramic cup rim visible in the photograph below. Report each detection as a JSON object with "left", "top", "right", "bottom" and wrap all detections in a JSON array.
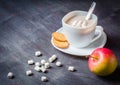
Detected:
[{"left": 62, "top": 10, "right": 98, "bottom": 30}]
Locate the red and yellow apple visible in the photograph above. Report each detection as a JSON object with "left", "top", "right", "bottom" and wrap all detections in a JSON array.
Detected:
[{"left": 88, "top": 48, "right": 118, "bottom": 76}]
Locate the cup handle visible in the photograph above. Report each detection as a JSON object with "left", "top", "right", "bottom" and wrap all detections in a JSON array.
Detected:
[{"left": 90, "top": 26, "right": 103, "bottom": 43}]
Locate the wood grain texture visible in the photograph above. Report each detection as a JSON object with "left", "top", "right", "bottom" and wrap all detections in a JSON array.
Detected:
[{"left": 0, "top": 0, "right": 120, "bottom": 85}]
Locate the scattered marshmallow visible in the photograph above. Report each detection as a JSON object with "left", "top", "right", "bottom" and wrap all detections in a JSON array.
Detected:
[
  {"left": 48, "top": 58, "right": 53, "bottom": 63},
  {"left": 34, "top": 66, "right": 41, "bottom": 72},
  {"left": 35, "top": 62, "right": 41, "bottom": 67},
  {"left": 44, "top": 62, "right": 50, "bottom": 69},
  {"left": 41, "top": 76, "right": 48, "bottom": 82},
  {"left": 41, "top": 66, "right": 47, "bottom": 73},
  {"left": 35, "top": 51, "right": 42, "bottom": 57},
  {"left": 26, "top": 70, "right": 33, "bottom": 76},
  {"left": 56, "top": 61, "right": 62, "bottom": 67},
  {"left": 68, "top": 66, "right": 75, "bottom": 72},
  {"left": 28, "top": 59, "right": 34, "bottom": 65},
  {"left": 49, "top": 54, "right": 57, "bottom": 63},
  {"left": 41, "top": 59, "right": 46, "bottom": 65},
  {"left": 7, "top": 72, "right": 14, "bottom": 79}
]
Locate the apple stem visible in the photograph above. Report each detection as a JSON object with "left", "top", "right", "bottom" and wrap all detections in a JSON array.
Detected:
[
  {"left": 89, "top": 55, "right": 98, "bottom": 60},
  {"left": 85, "top": 55, "right": 89, "bottom": 58}
]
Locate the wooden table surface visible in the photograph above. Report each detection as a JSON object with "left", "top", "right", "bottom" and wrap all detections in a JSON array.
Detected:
[{"left": 0, "top": 0, "right": 120, "bottom": 85}]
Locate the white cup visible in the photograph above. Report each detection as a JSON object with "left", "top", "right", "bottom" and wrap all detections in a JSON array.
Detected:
[{"left": 62, "top": 10, "right": 103, "bottom": 48}]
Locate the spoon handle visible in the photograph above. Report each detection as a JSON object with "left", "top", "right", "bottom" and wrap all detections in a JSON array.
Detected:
[{"left": 85, "top": 2, "right": 96, "bottom": 20}]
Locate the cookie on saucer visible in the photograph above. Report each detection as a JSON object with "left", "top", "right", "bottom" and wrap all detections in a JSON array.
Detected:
[
  {"left": 52, "top": 32, "right": 67, "bottom": 42},
  {"left": 53, "top": 38, "right": 69, "bottom": 49}
]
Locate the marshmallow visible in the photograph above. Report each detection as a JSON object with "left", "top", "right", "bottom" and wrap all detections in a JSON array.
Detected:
[
  {"left": 26, "top": 70, "right": 33, "bottom": 76},
  {"left": 35, "top": 62, "right": 41, "bottom": 67},
  {"left": 7, "top": 72, "right": 14, "bottom": 79},
  {"left": 41, "top": 76, "right": 48, "bottom": 82},
  {"left": 35, "top": 51, "right": 42, "bottom": 57},
  {"left": 44, "top": 62, "right": 50, "bottom": 69},
  {"left": 68, "top": 66, "right": 75, "bottom": 72},
  {"left": 49, "top": 54, "right": 57, "bottom": 63},
  {"left": 28, "top": 59, "right": 34, "bottom": 65},
  {"left": 56, "top": 61, "right": 62, "bottom": 67},
  {"left": 41, "top": 59, "right": 46, "bottom": 65},
  {"left": 41, "top": 66, "right": 47, "bottom": 73},
  {"left": 34, "top": 66, "right": 41, "bottom": 72}
]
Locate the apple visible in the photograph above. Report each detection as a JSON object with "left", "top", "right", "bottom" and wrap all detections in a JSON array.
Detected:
[{"left": 88, "top": 48, "right": 118, "bottom": 76}]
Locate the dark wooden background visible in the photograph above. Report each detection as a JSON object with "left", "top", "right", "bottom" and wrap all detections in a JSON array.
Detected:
[{"left": 0, "top": 0, "right": 120, "bottom": 85}]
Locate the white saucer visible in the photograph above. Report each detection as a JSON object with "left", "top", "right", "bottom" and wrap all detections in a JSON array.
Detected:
[{"left": 51, "top": 26, "right": 107, "bottom": 56}]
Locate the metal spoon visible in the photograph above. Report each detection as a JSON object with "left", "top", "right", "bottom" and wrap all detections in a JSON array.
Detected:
[{"left": 81, "top": 2, "right": 96, "bottom": 28}]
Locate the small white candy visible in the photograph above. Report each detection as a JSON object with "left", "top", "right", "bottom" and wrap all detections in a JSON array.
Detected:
[
  {"left": 44, "top": 62, "right": 50, "bottom": 69},
  {"left": 28, "top": 59, "right": 34, "bottom": 65},
  {"left": 35, "top": 51, "right": 42, "bottom": 57},
  {"left": 51, "top": 54, "right": 57, "bottom": 60},
  {"left": 81, "top": 21, "right": 87, "bottom": 28},
  {"left": 35, "top": 62, "right": 41, "bottom": 66},
  {"left": 48, "top": 58, "right": 53, "bottom": 63},
  {"left": 68, "top": 66, "right": 75, "bottom": 72},
  {"left": 34, "top": 66, "right": 41, "bottom": 72},
  {"left": 41, "top": 76, "right": 48, "bottom": 82},
  {"left": 49, "top": 54, "right": 57, "bottom": 63},
  {"left": 41, "top": 66, "right": 47, "bottom": 73},
  {"left": 26, "top": 70, "right": 33, "bottom": 76},
  {"left": 7, "top": 72, "right": 14, "bottom": 79},
  {"left": 41, "top": 59, "right": 46, "bottom": 65},
  {"left": 56, "top": 61, "right": 62, "bottom": 67}
]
